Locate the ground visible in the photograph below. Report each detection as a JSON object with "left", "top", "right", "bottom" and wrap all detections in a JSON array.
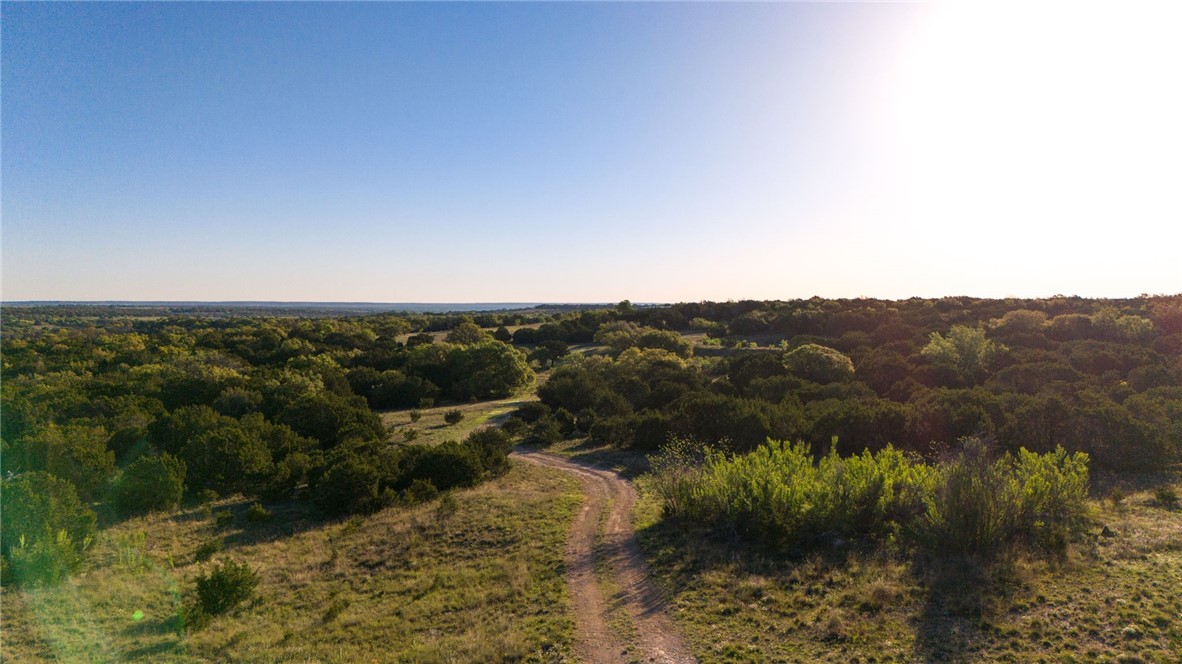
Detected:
[{"left": 0, "top": 459, "right": 583, "bottom": 663}]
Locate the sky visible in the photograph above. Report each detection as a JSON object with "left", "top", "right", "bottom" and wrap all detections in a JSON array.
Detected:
[{"left": 3, "top": 2, "right": 1180, "bottom": 303}]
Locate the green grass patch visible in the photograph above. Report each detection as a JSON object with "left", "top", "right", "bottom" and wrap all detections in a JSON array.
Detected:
[
  {"left": 380, "top": 396, "right": 534, "bottom": 448},
  {"left": 1, "top": 461, "right": 584, "bottom": 663}
]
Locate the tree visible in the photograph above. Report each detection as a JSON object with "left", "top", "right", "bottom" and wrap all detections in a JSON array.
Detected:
[
  {"left": 9, "top": 424, "right": 116, "bottom": 502},
  {"left": 445, "top": 319, "right": 491, "bottom": 345},
  {"left": 446, "top": 342, "right": 534, "bottom": 400},
  {"left": 921, "top": 326, "right": 1004, "bottom": 384},
  {"left": 112, "top": 454, "right": 187, "bottom": 516},
  {"left": 493, "top": 326, "right": 513, "bottom": 342},
  {"left": 783, "top": 344, "right": 855, "bottom": 384},
  {"left": 179, "top": 426, "right": 273, "bottom": 496}
]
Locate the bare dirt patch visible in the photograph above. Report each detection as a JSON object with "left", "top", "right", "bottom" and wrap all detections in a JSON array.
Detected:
[{"left": 513, "top": 448, "right": 697, "bottom": 663}]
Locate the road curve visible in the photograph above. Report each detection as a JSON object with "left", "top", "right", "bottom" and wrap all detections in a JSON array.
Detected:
[{"left": 511, "top": 448, "right": 697, "bottom": 664}]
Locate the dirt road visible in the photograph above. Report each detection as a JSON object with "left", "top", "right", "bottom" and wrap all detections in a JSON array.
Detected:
[{"left": 511, "top": 448, "right": 697, "bottom": 664}]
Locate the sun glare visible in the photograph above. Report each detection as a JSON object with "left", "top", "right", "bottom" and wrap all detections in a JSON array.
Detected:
[{"left": 889, "top": 3, "right": 1182, "bottom": 291}]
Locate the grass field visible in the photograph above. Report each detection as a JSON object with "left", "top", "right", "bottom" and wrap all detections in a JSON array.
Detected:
[
  {"left": 379, "top": 395, "right": 534, "bottom": 447},
  {"left": 634, "top": 474, "right": 1182, "bottom": 663},
  {"left": 0, "top": 461, "right": 583, "bottom": 663}
]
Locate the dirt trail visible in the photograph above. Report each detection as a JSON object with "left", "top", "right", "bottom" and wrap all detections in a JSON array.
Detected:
[{"left": 512, "top": 448, "right": 697, "bottom": 664}]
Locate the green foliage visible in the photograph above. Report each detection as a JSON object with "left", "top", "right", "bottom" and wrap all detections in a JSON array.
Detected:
[
  {"left": 444, "top": 319, "right": 491, "bottom": 345},
  {"left": 1, "top": 472, "right": 97, "bottom": 563},
  {"left": 246, "top": 502, "right": 272, "bottom": 523},
  {"left": 7, "top": 423, "right": 116, "bottom": 501},
  {"left": 1155, "top": 486, "right": 1179, "bottom": 510},
  {"left": 179, "top": 425, "right": 274, "bottom": 496},
  {"left": 401, "top": 441, "right": 484, "bottom": 492},
  {"left": 443, "top": 409, "right": 464, "bottom": 425},
  {"left": 594, "top": 323, "right": 694, "bottom": 358},
  {"left": 783, "top": 344, "right": 856, "bottom": 384},
  {"left": 921, "top": 326, "right": 1004, "bottom": 384},
  {"left": 314, "top": 454, "right": 383, "bottom": 516},
  {"left": 112, "top": 453, "right": 187, "bottom": 517},
  {"left": 651, "top": 439, "right": 934, "bottom": 549},
  {"left": 650, "top": 437, "right": 1089, "bottom": 558},
  {"left": 447, "top": 341, "right": 534, "bottom": 400},
  {"left": 187, "top": 558, "right": 260, "bottom": 628},
  {"left": 464, "top": 427, "right": 514, "bottom": 477},
  {"left": 194, "top": 537, "right": 223, "bottom": 563},
  {"left": 924, "top": 440, "right": 1089, "bottom": 556},
  {"left": 4, "top": 530, "right": 91, "bottom": 587}
]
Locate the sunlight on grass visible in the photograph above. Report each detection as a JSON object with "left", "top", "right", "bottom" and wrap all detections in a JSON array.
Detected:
[{"left": 2, "top": 462, "right": 583, "bottom": 663}]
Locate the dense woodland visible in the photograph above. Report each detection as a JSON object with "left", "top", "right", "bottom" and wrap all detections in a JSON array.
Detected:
[{"left": 2, "top": 295, "right": 1180, "bottom": 590}]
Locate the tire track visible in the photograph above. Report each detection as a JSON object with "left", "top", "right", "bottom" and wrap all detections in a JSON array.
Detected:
[{"left": 512, "top": 448, "right": 696, "bottom": 664}]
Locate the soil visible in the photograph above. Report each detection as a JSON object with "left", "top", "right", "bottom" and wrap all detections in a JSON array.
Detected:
[{"left": 512, "top": 448, "right": 697, "bottom": 664}]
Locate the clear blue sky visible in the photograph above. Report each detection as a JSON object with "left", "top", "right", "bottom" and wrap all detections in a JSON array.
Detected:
[{"left": 3, "top": 2, "right": 1179, "bottom": 302}]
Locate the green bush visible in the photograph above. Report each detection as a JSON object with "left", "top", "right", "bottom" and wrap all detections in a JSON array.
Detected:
[
  {"left": 443, "top": 409, "right": 464, "bottom": 425},
  {"left": 214, "top": 510, "right": 234, "bottom": 529},
  {"left": 648, "top": 437, "right": 1088, "bottom": 558},
  {"left": 245, "top": 502, "right": 272, "bottom": 523},
  {"left": 187, "top": 558, "right": 259, "bottom": 628},
  {"left": 4, "top": 530, "right": 91, "bottom": 587},
  {"left": 1, "top": 472, "right": 97, "bottom": 587},
  {"left": 402, "top": 441, "right": 483, "bottom": 492},
  {"left": 924, "top": 440, "right": 1089, "bottom": 557},
  {"left": 650, "top": 439, "right": 933, "bottom": 549},
  {"left": 783, "top": 344, "right": 856, "bottom": 384},
  {"left": 314, "top": 454, "right": 383, "bottom": 516},
  {"left": 923, "top": 440, "right": 1018, "bottom": 555},
  {"left": 112, "top": 454, "right": 186, "bottom": 517},
  {"left": 194, "top": 537, "right": 223, "bottom": 563},
  {"left": 463, "top": 427, "right": 513, "bottom": 477},
  {"left": 403, "top": 478, "right": 439, "bottom": 504}
]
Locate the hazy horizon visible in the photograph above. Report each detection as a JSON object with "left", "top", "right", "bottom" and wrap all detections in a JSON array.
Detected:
[{"left": 4, "top": 3, "right": 1180, "bottom": 301}]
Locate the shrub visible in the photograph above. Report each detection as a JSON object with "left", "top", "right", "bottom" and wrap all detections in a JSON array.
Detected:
[
  {"left": 784, "top": 344, "right": 856, "bottom": 384},
  {"left": 650, "top": 439, "right": 933, "bottom": 549},
  {"left": 403, "top": 428, "right": 420, "bottom": 442},
  {"left": 924, "top": 440, "right": 1089, "bottom": 557},
  {"left": 402, "top": 441, "right": 483, "bottom": 492},
  {"left": 464, "top": 427, "right": 513, "bottom": 476},
  {"left": 409, "top": 409, "right": 422, "bottom": 423},
  {"left": 1, "top": 472, "right": 97, "bottom": 586},
  {"left": 245, "top": 502, "right": 272, "bottom": 523},
  {"left": 923, "top": 440, "right": 1019, "bottom": 555},
  {"left": 443, "top": 409, "right": 464, "bottom": 425},
  {"left": 501, "top": 417, "right": 528, "bottom": 437},
  {"left": 648, "top": 436, "right": 1088, "bottom": 558},
  {"left": 4, "top": 530, "right": 91, "bottom": 587},
  {"left": 112, "top": 454, "right": 186, "bottom": 517},
  {"left": 1155, "top": 486, "right": 1180, "bottom": 510},
  {"left": 314, "top": 454, "right": 382, "bottom": 516},
  {"left": 214, "top": 510, "right": 234, "bottom": 529},
  {"left": 403, "top": 478, "right": 439, "bottom": 504},
  {"left": 194, "top": 538, "right": 223, "bottom": 563},
  {"left": 525, "top": 414, "right": 563, "bottom": 446},
  {"left": 187, "top": 558, "right": 259, "bottom": 628}
]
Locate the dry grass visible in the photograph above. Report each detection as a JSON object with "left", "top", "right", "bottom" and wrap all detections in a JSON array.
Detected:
[{"left": 1, "top": 461, "right": 583, "bottom": 663}]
